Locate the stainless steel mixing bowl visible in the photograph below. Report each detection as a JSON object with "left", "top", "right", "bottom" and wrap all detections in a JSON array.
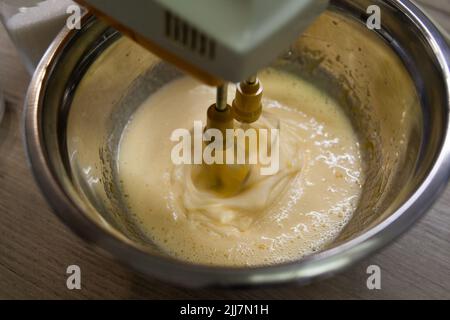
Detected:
[{"left": 24, "top": 0, "right": 450, "bottom": 287}]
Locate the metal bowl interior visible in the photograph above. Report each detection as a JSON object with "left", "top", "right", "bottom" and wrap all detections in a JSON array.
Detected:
[{"left": 25, "top": 0, "right": 450, "bottom": 287}]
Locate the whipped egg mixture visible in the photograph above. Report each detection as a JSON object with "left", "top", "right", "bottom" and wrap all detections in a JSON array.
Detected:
[{"left": 118, "top": 69, "right": 364, "bottom": 266}]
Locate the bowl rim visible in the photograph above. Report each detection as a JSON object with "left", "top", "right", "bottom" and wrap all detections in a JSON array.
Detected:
[{"left": 24, "top": 0, "right": 450, "bottom": 287}]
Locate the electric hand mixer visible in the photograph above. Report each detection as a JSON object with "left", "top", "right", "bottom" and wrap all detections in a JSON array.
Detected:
[
  {"left": 76, "top": 0, "right": 327, "bottom": 113},
  {"left": 75, "top": 0, "right": 328, "bottom": 193}
]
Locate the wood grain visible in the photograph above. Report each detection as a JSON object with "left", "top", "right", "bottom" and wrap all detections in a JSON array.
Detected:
[{"left": 0, "top": 0, "right": 449, "bottom": 299}]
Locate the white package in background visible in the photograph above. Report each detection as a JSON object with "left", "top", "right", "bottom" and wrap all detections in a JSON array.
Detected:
[{"left": 1, "top": 0, "right": 76, "bottom": 74}]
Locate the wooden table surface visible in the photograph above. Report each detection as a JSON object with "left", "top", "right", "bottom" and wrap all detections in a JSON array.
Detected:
[{"left": 0, "top": 1, "right": 449, "bottom": 300}]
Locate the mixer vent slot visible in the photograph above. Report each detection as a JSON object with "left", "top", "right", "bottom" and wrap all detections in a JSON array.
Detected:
[{"left": 165, "top": 11, "right": 216, "bottom": 60}]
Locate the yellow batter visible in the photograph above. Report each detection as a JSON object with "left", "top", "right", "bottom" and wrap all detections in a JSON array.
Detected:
[{"left": 118, "top": 69, "right": 364, "bottom": 266}]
